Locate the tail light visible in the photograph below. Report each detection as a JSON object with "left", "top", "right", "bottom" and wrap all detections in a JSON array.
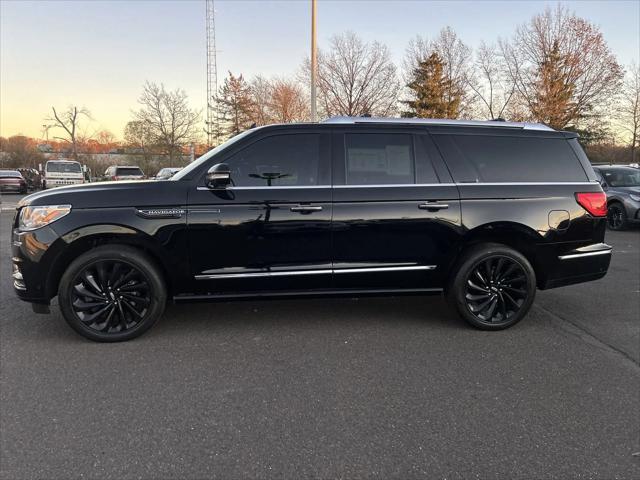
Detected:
[
  {"left": 111, "top": 176, "right": 117, "bottom": 181},
  {"left": 575, "top": 192, "right": 607, "bottom": 217}
]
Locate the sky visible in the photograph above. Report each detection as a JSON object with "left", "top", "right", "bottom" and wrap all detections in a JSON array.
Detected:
[{"left": 1, "top": 0, "right": 639, "bottom": 139}]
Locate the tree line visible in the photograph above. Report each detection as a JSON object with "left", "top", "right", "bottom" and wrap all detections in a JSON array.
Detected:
[{"left": 1, "top": 5, "right": 638, "bottom": 168}]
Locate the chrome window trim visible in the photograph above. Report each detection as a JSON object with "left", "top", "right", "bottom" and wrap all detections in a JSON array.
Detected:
[
  {"left": 196, "top": 181, "right": 596, "bottom": 191},
  {"left": 457, "top": 181, "right": 597, "bottom": 186},
  {"left": 196, "top": 185, "right": 331, "bottom": 191},
  {"left": 195, "top": 264, "right": 437, "bottom": 280},
  {"left": 335, "top": 183, "right": 454, "bottom": 188},
  {"left": 558, "top": 249, "right": 612, "bottom": 260}
]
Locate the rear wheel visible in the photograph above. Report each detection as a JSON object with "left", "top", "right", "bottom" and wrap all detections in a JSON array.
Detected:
[
  {"left": 58, "top": 245, "right": 166, "bottom": 342},
  {"left": 448, "top": 244, "right": 536, "bottom": 330},
  {"left": 607, "top": 202, "right": 627, "bottom": 230}
]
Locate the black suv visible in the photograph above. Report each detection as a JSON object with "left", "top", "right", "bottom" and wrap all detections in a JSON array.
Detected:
[{"left": 12, "top": 117, "right": 611, "bottom": 342}]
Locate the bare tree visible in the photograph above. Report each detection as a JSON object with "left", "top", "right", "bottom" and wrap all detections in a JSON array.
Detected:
[
  {"left": 467, "top": 42, "right": 517, "bottom": 120},
  {"left": 617, "top": 63, "right": 640, "bottom": 162},
  {"left": 133, "top": 81, "right": 200, "bottom": 162},
  {"left": 312, "top": 32, "right": 400, "bottom": 117},
  {"left": 500, "top": 5, "right": 623, "bottom": 130},
  {"left": 268, "top": 78, "right": 309, "bottom": 123},
  {"left": 47, "top": 106, "right": 91, "bottom": 160},
  {"left": 404, "top": 28, "right": 473, "bottom": 118},
  {"left": 249, "top": 75, "right": 275, "bottom": 126}
]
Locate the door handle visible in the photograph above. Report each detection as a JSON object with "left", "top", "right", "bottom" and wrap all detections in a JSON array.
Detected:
[
  {"left": 418, "top": 203, "right": 449, "bottom": 211},
  {"left": 290, "top": 205, "right": 323, "bottom": 213}
]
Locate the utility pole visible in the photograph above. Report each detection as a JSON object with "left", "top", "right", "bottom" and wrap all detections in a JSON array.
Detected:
[
  {"left": 206, "top": 0, "right": 220, "bottom": 147},
  {"left": 310, "top": 0, "right": 317, "bottom": 122}
]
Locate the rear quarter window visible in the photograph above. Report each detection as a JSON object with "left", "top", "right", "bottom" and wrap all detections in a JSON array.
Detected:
[{"left": 433, "top": 134, "right": 588, "bottom": 183}]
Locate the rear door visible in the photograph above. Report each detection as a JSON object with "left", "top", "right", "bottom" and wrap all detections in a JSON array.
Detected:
[{"left": 331, "top": 128, "right": 462, "bottom": 291}]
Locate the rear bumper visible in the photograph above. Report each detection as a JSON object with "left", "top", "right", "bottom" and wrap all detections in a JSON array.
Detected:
[{"left": 539, "top": 243, "right": 612, "bottom": 289}]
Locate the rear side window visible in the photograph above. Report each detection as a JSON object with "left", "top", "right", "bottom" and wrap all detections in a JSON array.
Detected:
[
  {"left": 116, "top": 167, "right": 144, "bottom": 176},
  {"left": 345, "top": 134, "right": 414, "bottom": 185},
  {"left": 434, "top": 134, "right": 588, "bottom": 183}
]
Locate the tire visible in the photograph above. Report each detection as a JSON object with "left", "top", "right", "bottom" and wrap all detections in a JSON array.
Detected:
[
  {"left": 447, "top": 243, "right": 536, "bottom": 330},
  {"left": 607, "top": 202, "right": 627, "bottom": 231},
  {"left": 58, "top": 245, "right": 166, "bottom": 342}
]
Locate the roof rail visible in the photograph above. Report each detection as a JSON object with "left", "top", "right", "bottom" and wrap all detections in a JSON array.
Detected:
[{"left": 322, "top": 116, "right": 554, "bottom": 131}]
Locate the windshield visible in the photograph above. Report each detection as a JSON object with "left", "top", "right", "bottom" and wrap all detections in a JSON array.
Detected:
[
  {"left": 0, "top": 170, "right": 22, "bottom": 178},
  {"left": 46, "top": 162, "right": 82, "bottom": 173},
  {"left": 171, "top": 128, "right": 258, "bottom": 181},
  {"left": 600, "top": 168, "right": 640, "bottom": 187},
  {"left": 116, "top": 167, "right": 144, "bottom": 176}
]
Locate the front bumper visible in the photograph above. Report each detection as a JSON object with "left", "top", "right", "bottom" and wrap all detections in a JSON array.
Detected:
[{"left": 539, "top": 243, "right": 612, "bottom": 289}]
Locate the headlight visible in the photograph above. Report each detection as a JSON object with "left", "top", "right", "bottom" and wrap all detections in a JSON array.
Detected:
[
  {"left": 19, "top": 205, "right": 71, "bottom": 231},
  {"left": 629, "top": 194, "right": 640, "bottom": 202}
]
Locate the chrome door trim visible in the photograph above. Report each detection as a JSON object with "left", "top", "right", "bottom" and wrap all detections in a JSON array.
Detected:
[
  {"left": 333, "top": 265, "right": 436, "bottom": 274},
  {"left": 195, "top": 264, "right": 437, "bottom": 280},
  {"left": 195, "top": 269, "right": 331, "bottom": 280}
]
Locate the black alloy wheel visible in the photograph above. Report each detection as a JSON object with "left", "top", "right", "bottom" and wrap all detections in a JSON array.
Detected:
[
  {"left": 464, "top": 255, "right": 528, "bottom": 325},
  {"left": 607, "top": 203, "right": 627, "bottom": 230},
  {"left": 448, "top": 243, "right": 536, "bottom": 330},
  {"left": 59, "top": 245, "right": 166, "bottom": 342},
  {"left": 70, "top": 260, "right": 151, "bottom": 333}
]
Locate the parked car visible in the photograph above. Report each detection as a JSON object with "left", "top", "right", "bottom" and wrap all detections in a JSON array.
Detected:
[
  {"left": 0, "top": 169, "right": 27, "bottom": 193},
  {"left": 12, "top": 116, "right": 611, "bottom": 342},
  {"left": 155, "top": 167, "right": 182, "bottom": 180},
  {"left": 43, "top": 160, "right": 85, "bottom": 189},
  {"left": 103, "top": 166, "right": 145, "bottom": 181},
  {"left": 592, "top": 165, "right": 640, "bottom": 230},
  {"left": 17, "top": 168, "right": 43, "bottom": 191}
]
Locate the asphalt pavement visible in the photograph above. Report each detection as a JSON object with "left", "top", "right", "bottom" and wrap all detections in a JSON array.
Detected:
[{"left": 1, "top": 193, "right": 638, "bottom": 479}]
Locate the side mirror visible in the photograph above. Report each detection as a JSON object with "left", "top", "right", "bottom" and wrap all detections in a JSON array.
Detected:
[
  {"left": 600, "top": 181, "right": 608, "bottom": 191},
  {"left": 206, "top": 163, "right": 231, "bottom": 189}
]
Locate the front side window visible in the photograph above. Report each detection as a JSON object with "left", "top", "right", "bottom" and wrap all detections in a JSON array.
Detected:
[
  {"left": 600, "top": 168, "right": 640, "bottom": 187},
  {"left": 225, "top": 134, "right": 321, "bottom": 187},
  {"left": 345, "top": 134, "right": 415, "bottom": 185}
]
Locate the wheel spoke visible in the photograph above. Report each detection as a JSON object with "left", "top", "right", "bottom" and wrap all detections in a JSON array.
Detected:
[
  {"left": 467, "top": 280, "right": 489, "bottom": 293},
  {"left": 120, "top": 292, "right": 150, "bottom": 306},
  {"left": 82, "top": 272, "right": 103, "bottom": 295},
  {"left": 119, "top": 281, "right": 148, "bottom": 292},
  {"left": 483, "top": 297, "right": 498, "bottom": 320},
  {"left": 466, "top": 292, "right": 490, "bottom": 301},
  {"left": 73, "top": 298, "right": 107, "bottom": 311},
  {"left": 74, "top": 284, "right": 105, "bottom": 301}
]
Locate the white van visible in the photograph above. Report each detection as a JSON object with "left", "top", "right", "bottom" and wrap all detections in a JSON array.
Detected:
[{"left": 43, "top": 160, "right": 85, "bottom": 189}]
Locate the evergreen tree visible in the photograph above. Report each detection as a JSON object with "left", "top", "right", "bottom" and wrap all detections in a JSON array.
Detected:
[
  {"left": 217, "top": 72, "right": 255, "bottom": 138},
  {"left": 530, "top": 41, "right": 577, "bottom": 129},
  {"left": 402, "top": 53, "right": 461, "bottom": 119}
]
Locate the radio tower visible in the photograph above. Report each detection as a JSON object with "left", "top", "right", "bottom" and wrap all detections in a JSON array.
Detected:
[{"left": 205, "top": 0, "right": 219, "bottom": 147}]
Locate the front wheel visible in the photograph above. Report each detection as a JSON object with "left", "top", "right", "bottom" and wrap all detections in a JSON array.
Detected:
[
  {"left": 448, "top": 244, "right": 536, "bottom": 330},
  {"left": 58, "top": 245, "right": 166, "bottom": 342},
  {"left": 607, "top": 203, "right": 627, "bottom": 230}
]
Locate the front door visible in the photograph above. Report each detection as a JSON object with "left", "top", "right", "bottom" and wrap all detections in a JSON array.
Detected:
[
  {"left": 331, "top": 130, "right": 461, "bottom": 291},
  {"left": 187, "top": 129, "right": 332, "bottom": 294}
]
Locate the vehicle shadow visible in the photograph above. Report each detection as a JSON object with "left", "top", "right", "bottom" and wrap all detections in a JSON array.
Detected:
[{"left": 151, "top": 294, "right": 465, "bottom": 339}]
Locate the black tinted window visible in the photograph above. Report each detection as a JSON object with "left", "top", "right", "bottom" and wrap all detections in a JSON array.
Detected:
[
  {"left": 227, "top": 134, "right": 320, "bottom": 186},
  {"left": 434, "top": 134, "right": 587, "bottom": 183},
  {"left": 345, "top": 134, "right": 414, "bottom": 185}
]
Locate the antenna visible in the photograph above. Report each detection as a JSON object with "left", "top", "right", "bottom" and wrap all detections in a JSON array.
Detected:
[{"left": 205, "top": 0, "right": 220, "bottom": 148}]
